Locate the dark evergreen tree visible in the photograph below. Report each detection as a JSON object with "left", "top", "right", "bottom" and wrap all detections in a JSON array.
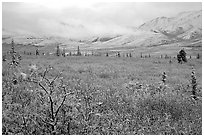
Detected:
[
  {"left": 77, "top": 46, "right": 81, "bottom": 56},
  {"left": 197, "top": 53, "right": 200, "bottom": 59},
  {"left": 177, "top": 54, "right": 182, "bottom": 63},
  {"left": 191, "top": 69, "right": 197, "bottom": 100},
  {"left": 129, "top": 53, "right": 132, "bottom": 57},
  {"left": 10, "top": 39, "right": 19, "bottom": 66},
  {"left": 179, "top": 49, "right": 187, "bottom": 62},
  {"left": 3, "top": 55, "right": 6, "bottom": 62},
  {"left": 162, "top": 72, "right": 167, "bottom": 84},
  {"left": 62, "top": 48, "right": 66, "bottom": 57},
  {"left": 56, "top": 45, "right": 60, "bottom": 56},
  {"left": 36, "top": 49, "right": 39, "bottom": 56},
  {"left": 118, "top": 52, "right": 120, "bottom": 57}
]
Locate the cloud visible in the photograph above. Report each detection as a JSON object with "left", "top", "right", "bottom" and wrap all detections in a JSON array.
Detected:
[{"left": 2, "top": 2, "right": 202, "bottom": 38}]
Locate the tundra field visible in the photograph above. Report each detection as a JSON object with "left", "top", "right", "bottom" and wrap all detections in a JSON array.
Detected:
[
  {"left": 2, "top": 3, "right": 202, "bottom": 135},
  {"left": 2, "top": 42, "right": 202, "bottom": 135}
]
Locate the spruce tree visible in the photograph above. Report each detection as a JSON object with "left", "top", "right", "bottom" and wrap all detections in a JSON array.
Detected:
[
  {"left": 56, "top": 45, "right": 60, "bottom": 56},
  {"left": 197, "top": 53, "right": 200, "bottom": 59},
  {"left": 129, "top": 53, "right": 132, "bottom": 57},
  {"left": 3, "top": 55, "right": 6, "bottom": 62},
  {"left": 10, "top": 39, "right": 19, "bottom": 66},
  {"left": 62, "top": 48, "right": 66, "bottom": 57},
  {"left": 177, "top": 54, "right": 182, "bottom": 63},
  {"left": 191, "top": 68, "right": 197, "bottom": 100},
  {"left": 118, "top": 52, "right": 120, "bottom": 57},
  {"left": 36, "top": 48, "right": 39, "bottom": 56},
  {"left": 162, "top": 72, "right": 167, "bottom": 84},
  {"left": 77, "top": 46, "right": 81, "bottom": 56},
  {"left": 179, "top": 49, "right": 187, "bottom": 62}
]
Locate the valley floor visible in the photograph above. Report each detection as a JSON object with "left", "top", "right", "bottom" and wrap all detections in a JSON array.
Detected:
[{"left": 2, "top": 52, "right": 202, "bottom": 135}]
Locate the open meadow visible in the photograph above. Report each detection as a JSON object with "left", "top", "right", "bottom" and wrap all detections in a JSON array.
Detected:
[
  {"left": 2, "top": 44, "right": 202, "bottom": 135},
  {"left": 2, "top": 2, "right": 202, "bottom": 135}
]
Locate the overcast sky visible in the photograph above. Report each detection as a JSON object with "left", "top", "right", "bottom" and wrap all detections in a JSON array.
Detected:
[{"left": 2, "top": 2, "right": 202, "bottom": 38}]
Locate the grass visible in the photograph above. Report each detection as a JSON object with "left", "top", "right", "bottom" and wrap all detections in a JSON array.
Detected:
[
  {"left": 20, "top": 55, "right": 201, "bottom": 86},
  {"left": 2, "top": 52, "right": 202, "bottom": 135}
]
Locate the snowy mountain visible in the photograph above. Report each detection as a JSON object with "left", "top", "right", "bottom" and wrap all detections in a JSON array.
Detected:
[
  {"left": 2, "top": 10, "right": 202, "bottom": 50},
  {"left": 138, "top": 10, "right": 202, "bottom": 40}
]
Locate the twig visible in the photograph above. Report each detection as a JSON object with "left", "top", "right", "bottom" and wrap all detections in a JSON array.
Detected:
[
  {"left": 39, "top": 82, "right": 49, "bottom": 94},
  {"left": 50, "top": 72, "right": 62, "bottom": 86},
  {"left": 42, "top": 67, "right": 48, "bottom": 80},
  {"left": 54, "top": 95, "right": 66, "bottom": 118},
  {"left": 49, "top": 96, "right": 55, "bottom": 121}
]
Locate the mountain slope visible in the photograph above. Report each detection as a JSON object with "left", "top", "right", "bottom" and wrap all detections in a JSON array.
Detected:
[
  {"left": 138, "top": 10, "right": 202, "bottom": 40},
  {"left": 2, "top": 10, "right": 202, "bottom": 50}
]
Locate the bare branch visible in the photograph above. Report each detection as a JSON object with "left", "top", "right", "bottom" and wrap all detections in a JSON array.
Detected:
[
  {"left": 54, "top": 95, "right": 66, "bottom": 118},
  {"left": 44, "top": 77, "right": 51, "bottom": 85},
  {"left": 49, "top": 96, "right": 55, "bottom": 121},
  {"left": 42, "top": 67, "right": 48, "bottom": 79},
  {"left": 50, "top": 72, "right": 62, "bottom": 86},
  {"left": 39, "top": 82, "right": 49, "bottom": 94},
  {"left": 55, "top": 88, "right": 75, "bottom": 118},
  {"left": 39, "top": 115, "right": 54, "bottom": 127}
]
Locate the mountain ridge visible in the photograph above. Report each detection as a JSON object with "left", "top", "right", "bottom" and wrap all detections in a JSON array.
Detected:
[
  {"left": 2, "top": 10, "right": 202, "bottom": 50},
  {"left": 137, "top": 10, "right": 202, "bottom": 40}
]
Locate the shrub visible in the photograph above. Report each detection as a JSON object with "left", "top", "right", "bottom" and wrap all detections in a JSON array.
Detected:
[
  {"left": 196, "top": 53, "right": 200, "bottom": 59},
  {"left": 98, "top": 73, "right": 111, "bottom": 79},
  {"left": 2, "top": 53, "right": 202, "bottom": 135}
]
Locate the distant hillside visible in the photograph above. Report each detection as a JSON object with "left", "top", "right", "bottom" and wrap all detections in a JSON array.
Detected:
[
  {"left": 2, "top": 10, "right": 202, "bottom": 50},
  {"left": 138, "top": 10, "right": 202, "bottom": 40}
]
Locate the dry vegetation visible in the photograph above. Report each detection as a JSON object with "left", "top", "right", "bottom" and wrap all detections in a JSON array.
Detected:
[{"left": 2, "top": 44, "right": 202, "bottom": 135}]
